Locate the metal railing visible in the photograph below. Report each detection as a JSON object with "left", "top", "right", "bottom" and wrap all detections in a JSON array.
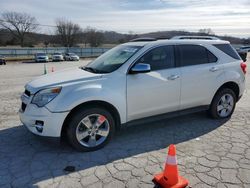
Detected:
[{"left": 0, "top": 47, "right": 111, "bottom": 57}]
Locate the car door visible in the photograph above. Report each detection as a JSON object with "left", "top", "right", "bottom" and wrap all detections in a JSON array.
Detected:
[
  {"left": 126, "top": 45, "right": 181, "bottom": 122},
  {"left": 176, "top": 44, "right": 224, "bottom": 110}
]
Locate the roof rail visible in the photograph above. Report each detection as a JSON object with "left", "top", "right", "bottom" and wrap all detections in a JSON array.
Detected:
[
  {"left": 171, "top": 36, "right": 220, "bottom": 40},
  {"left": 130, "top": 37, "right": 157, "bottom": 42}
]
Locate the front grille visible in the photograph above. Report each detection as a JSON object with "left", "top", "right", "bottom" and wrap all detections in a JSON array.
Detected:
[
  {"left": 24, "top": 90, "right": 31, "bottom": 97},
  {"left": 21, "top": 102, "right": 27, "bottom": 112}
]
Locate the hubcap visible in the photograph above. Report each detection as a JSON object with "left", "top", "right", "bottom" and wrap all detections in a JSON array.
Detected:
[
  {"left": 76, "top": 114, "right": 110, "bottom": 147},
  {"left": 217, "top": 94, "right": 234, "bottom": 117}
]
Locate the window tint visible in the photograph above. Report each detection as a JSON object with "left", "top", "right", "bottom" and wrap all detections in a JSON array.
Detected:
[
  {"left": 137, "top": 46, "right": 174, "bottom": 71},
  {"left": 207, "top": 50, "right": 218, "bottom": 63},
  {"left": 213, "top": 44, "right": 241, "bottom": 60},
  {"left": 178, "top": 45, "right": 209, "bottom": 66}
]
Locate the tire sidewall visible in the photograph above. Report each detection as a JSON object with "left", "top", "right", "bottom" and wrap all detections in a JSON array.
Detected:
[
  {"left": 67, "top": 107, "right": 115, "bottom": 152},
  {"left": 210, "top": 88, "right": 236, "bottom": 119}
]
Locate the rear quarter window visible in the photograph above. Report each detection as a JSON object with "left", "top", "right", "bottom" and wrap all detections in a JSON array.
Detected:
[{"left": 213, "top": 44, "right": 241, "bottom": 60}]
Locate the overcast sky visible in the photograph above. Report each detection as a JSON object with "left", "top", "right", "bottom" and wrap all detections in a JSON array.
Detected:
[{"left": 0, "top": 0, "right": 250, "bottom": 38}]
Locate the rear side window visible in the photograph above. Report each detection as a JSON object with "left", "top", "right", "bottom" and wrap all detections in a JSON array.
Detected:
[
  {"left": 213, "top": 44, "right": 241, "bottom": 60},
  {"left": 137, "top": 45, "right": 175, "bottom": 71},
  {"left": 177, "top": 45, "right": 216, "bottom": 67}
]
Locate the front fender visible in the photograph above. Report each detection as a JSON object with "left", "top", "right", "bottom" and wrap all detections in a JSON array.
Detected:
[{"left": 46, "top": 82, "right": 127, "bottom": 123}]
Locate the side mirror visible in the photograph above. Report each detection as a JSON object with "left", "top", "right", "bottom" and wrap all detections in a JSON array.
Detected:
[{"left": 130, "top": 63, "right": 151, "bottom": 74}]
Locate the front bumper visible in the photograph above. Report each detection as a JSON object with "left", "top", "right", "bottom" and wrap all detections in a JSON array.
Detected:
[
  {"left": 70, "top": 57, "right": 79, "bottom": 61},
  {"left": 19, "top": 101, "right": 68, "bottom": 137},
  {"left": 52, "top": 57, "right": 63, "bottom": 61},
  {"left": 36, "top": 59, "right": 49, "bottom": 62}
]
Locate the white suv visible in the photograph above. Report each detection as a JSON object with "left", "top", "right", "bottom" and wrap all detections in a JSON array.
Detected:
[{"left": 19, "top": 37, "right": 246, "bottom": 151}]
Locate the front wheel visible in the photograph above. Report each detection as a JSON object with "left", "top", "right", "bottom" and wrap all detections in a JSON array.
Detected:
[
  {"left": 67, "top": 107, "right": 115, "bottom": 151},
  {"left": 209, "top": 88, "right": 236, "bottom": 119}
]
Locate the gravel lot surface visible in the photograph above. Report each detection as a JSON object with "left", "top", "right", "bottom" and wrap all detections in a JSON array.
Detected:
[{"left": 0, "top": 57, "right": 250, "bottom": 188}]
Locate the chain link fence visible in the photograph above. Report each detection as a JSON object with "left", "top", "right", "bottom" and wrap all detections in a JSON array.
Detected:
[{"left": 0, "top": 47, "right": 111, "bottom": 58}]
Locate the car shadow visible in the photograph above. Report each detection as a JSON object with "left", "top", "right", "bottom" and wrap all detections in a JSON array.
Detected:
[{"left": 0, "top": 112, "right": 228, "bottom": 187}]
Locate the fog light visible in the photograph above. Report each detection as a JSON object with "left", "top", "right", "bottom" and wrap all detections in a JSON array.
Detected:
[{"left": 35, "top": 120, "right": 44, "bottom": 133}]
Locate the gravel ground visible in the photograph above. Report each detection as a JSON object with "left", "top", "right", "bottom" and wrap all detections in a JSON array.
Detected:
[{"left": 0, "top": 57, "right": 250, "bottom": 188}]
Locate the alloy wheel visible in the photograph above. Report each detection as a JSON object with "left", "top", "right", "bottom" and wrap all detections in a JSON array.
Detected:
[
  {"left": 76, "top": 114, "right": 110, "bottom": 147},
  {"left": 216, "top": 93, "right": 234, "bottom": 117}
]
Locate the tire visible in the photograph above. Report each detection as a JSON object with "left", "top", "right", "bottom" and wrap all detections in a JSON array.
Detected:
[
  {"left": 209, "top": 88, "right": 236, "bottom": 119},
  {"left": 67, "top": 106, "right": 115, "bottom": 151}
]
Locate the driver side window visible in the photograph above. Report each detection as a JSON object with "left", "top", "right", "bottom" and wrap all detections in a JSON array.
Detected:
[{"left": 137, "top": 45, "right": 175, "bottom": 71}]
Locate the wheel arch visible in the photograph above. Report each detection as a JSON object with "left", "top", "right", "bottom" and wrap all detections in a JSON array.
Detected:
[
  {"left": 61, "top": 100, "right": 121, "bottom": 138},
  {"left": 213, "top": 81, "right": 240, "bottom": 102}
]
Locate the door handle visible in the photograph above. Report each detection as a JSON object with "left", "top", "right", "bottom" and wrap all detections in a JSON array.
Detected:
[
  {"left": 209, "top": 67, "right": 218, "bottom": 72},
  {"left": 168, "top": 75, "right": 180, "bottom": 80}
]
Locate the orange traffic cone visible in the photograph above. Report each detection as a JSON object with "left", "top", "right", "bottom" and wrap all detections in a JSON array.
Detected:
[
  {"left": 51, "top": 67, "right": 54, "bottom": 72},
  {"left": 152, "top": 144, "right": 188, "bottom": 188}
]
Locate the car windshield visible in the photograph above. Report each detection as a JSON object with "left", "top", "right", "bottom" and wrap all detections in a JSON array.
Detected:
[
  {"left": 36, "top": 53, "right": 46, "bottom": 56},
  {"left": 68, "top": 53, "right": 76, "bottom": 56},
  {"left": 54, "top": 53, "right": 61, "bottom": 55},
  {"left": 83, "top": 45, "right": 141, "bottom": 73}
]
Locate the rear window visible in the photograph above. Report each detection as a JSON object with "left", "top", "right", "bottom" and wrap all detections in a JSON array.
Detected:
[
  {"left": 36, "top": 53, "right": 46, "bottom": 56},
  {"left": 213, "top": 44, "right": 241, "bottom": 60}
]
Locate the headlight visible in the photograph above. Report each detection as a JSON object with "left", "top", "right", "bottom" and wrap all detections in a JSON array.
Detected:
[{"left": 32, "top": 87, "right": 62, "bottom": 107}]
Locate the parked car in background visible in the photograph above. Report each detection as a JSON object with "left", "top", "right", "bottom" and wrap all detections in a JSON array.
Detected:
[
  {"left": 0, "top": 55, "right": 6, "bottom": 65},
  {"left": 34, "top": 53, "right": 49, "bottom": 63},
  {"left": 237, "top": 51, "right": 247, "bottom": 62},
  {"left": 52, "top": 53, "right": 64, "bottom": 62},
  {"left": 236, "top": 46, "right": 249, "bottom": 62},
  {"left": 237, "top": 46, "right": 250, "bottom": 53},
  {"left": 64, "top": 53, "right": 80, "bottom": 61},
  {"left": 20, "top": 36, "right": 246, "bottom": 151}
]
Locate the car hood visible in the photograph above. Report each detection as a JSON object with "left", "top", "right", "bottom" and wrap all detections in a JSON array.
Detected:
[{"left": 26, "top": 67, "right": 103, "bottom": 94}]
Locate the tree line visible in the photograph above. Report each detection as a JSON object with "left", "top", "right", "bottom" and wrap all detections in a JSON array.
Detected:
[
  {"left": 0, "top": 11, "right": 106, "bottom": 47},
  {"left": 0, "top": 11, "right": 249, "bottom": 47}
]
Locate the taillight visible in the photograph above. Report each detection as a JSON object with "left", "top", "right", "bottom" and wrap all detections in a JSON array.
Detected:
[{"left": 241, "top": 62, "right": 247, "bottom": 75}]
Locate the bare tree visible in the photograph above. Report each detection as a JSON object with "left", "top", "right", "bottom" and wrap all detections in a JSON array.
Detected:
[
  {"left": 0, "top": 11, "right": 37, "bottom": 46},
  {"left": 55, "top": 19, "right": 82, "bottom": 47},
  {"left": 83, "top": 27, "right": 104, "bottom": 47},
  {"left": 198, "top": 28, "right": 215, "bottom": 35}
]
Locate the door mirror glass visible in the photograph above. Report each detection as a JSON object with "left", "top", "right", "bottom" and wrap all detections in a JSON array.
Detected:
[{"left": 130, "top": 63, "right": 151, "bottom": 74}]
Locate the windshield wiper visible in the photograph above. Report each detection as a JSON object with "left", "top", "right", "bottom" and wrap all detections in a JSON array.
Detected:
[
  {"left": 81, "top": 66, "right": 108, "bottom": 74},
  {"left": 81, "top": 66, "right": 99, "bottom": 73}
]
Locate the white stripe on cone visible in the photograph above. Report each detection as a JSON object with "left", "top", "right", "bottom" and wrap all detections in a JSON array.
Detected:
[{"left": 166, "top": 155, "right": 177, "bottom": 165}]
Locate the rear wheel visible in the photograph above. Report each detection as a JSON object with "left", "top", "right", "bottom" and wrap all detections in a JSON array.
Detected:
[
  {"left": 67, "top": 106, "right": 115, "bottom": 151},
  {"left": 209, "top": 88, "right": 236, "bottom": 119}
]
